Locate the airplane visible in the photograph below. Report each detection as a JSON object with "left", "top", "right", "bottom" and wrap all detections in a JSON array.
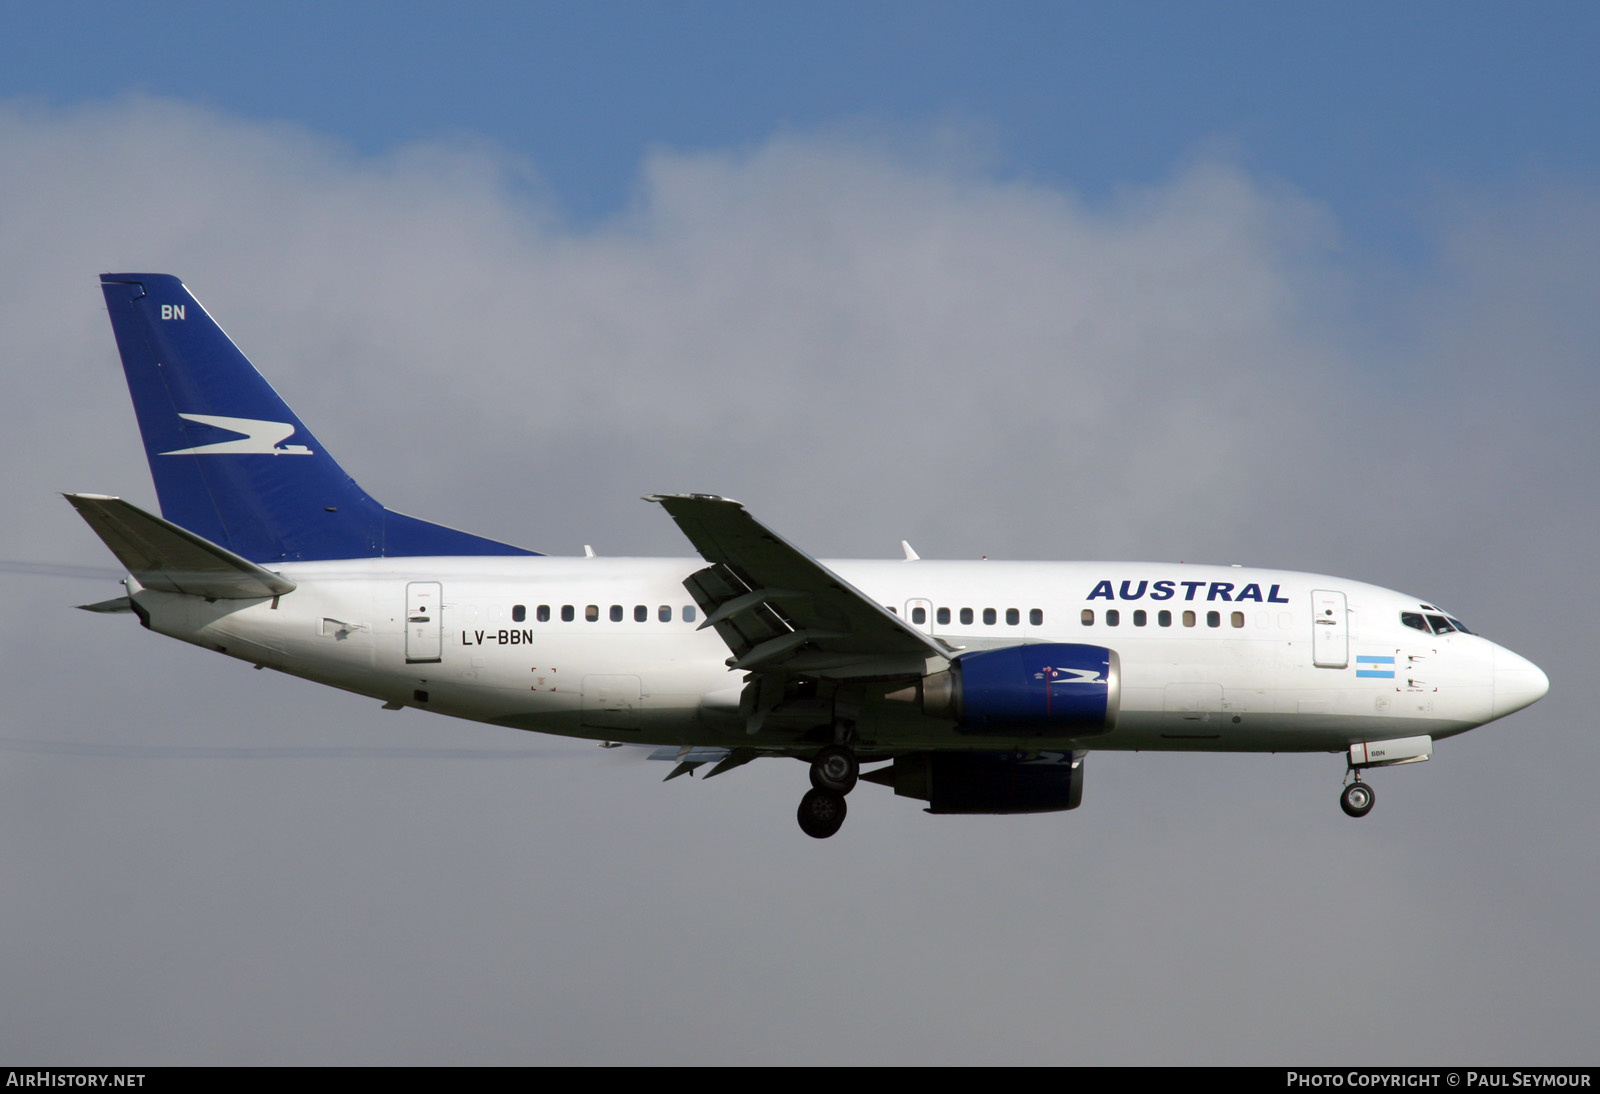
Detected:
[{"left": 67, "top": 273, "right": 1550, "bottom": 838}]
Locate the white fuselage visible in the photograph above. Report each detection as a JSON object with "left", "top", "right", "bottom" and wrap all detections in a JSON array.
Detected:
[{"left": 129, "top": 555, "right": 1546, "bottom": 757}]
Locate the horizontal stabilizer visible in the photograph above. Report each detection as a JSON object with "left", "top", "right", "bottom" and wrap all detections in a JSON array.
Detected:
[{"left": 64, "top": 494, "right": 296, "bottom": 599}]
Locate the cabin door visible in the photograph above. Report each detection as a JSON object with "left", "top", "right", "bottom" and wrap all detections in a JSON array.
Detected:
[{"left": 1311, "top": 589, "right": 1348, "bottom": 668}]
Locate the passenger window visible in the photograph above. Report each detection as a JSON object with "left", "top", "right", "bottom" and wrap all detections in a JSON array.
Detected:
[
  {"left": 937, "top": 607, "right": 951, "bottom": 625},
  {"left": 1106, "top": 609, "right": 1120, "bottom": 627},
  {"left": 562, "top": 605, "right": 575, "bottom": 622},
  {"left": 1231, "top": 611, "right": 1244, "bottom": 628},
  {"left": 684, "top": 605, "right": 696, "bottom": 623},
  {"left": 634, "top": 605, "right": 647, "bottom": 622},
  {"left": 659, "top": 605, "right": 672, "bottom": 622},
  {"left": 1158, "top": 610, "right": 1172, "bottom": 627},
  {"left": 1005, "top": 608, "right": 1019, "bottom": 625},
  {"left": 512, "top": 604, "right": 525, "bottom": 623},
  {"left": 1030, "top": 608, "right": 1043, "bottom": 626},
  {"left": 585, "top": 605, "right": 599, "bottom": 622},
  {"left": 537, "top": 605, "right": 550, "bottom": 623},
  {"left": 960, "top": 608, "right": 974, "bottom": 626},
  {"left": 1207, "top": 610, "right": 1221, "bottom": 628},
  {"left": 610, "top": 605, "right": 624, "bottom": 622},
  {"left": 1183, "top": 610, "right": 1196, "bottom": 627},
  {"left": 886, "top": 606, "right": 898, "bottom": 615},
  {"left": 983, "top": 608, "right": 997, "bottom": 625},
  {"left": 1081, "top": 609, "right": 1094, "bottom": 625},
  {"left": 911, "top": 606, "right": 927, "bottom": 625},
  {"left": 1133, "top": 609, "right": 1147, "bottom": 627}
]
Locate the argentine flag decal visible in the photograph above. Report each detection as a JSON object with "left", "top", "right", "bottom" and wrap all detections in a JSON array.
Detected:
[{"left": 1356, "top": 655, "right": 1396, "bottom": 679}]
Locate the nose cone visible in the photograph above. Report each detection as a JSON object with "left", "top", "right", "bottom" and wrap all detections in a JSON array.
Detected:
[{"left": 1492, "top": 645, "right": 1550, "bottom": 719}]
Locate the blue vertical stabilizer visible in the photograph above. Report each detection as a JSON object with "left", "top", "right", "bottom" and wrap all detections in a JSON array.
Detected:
[{"left": 99, "top": 273, "right": 536, "bottom": 562}]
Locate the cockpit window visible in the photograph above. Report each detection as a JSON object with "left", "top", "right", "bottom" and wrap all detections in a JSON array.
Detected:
[{"left": 1405, "top": 609, "right": 1474, "bottom": 635}]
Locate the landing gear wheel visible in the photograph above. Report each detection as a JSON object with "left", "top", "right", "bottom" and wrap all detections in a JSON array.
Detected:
[
  {"left": 809, "top": 744, "right": 859, "bottom": 795},
  {"left": 1340, "top": 780, "right": 1376, "bottom": 818},
  {"left": 797, "top": 789, "right": 848, "bottom": 839}
]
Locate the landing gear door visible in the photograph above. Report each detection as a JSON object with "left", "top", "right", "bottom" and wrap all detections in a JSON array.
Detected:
[
  {"left": 1312, "top": 589, "right": 1348, "bottom": 668},
  {"left": 406, "top": 581, "right": 443, "bottom": 664}
]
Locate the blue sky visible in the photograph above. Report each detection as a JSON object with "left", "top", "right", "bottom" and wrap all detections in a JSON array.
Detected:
[
  {"left": 2, "top": 1, "right": 1598, "bottom": 1066},
  {"left": 9, "top": 2, "right": 1596, "bottom": 242}
]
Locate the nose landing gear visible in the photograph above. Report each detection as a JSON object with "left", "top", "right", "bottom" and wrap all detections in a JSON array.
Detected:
[
  {"left": 1337, "top": 735, "right": 1433, "bottom": 818},
  {"left": 1340, "top": 778, "right": 1375, "bottom": 818}
]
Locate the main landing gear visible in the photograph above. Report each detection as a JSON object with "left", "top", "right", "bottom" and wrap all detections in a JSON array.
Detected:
[
  {"left": 797, "top": 788, "right": 848, "bottom": 839},
  {"left": 798, "top": 743, "right": 859, "bottom": 839},
  {"left": 809, "top": 744, "right": 858, "bottom": 794}
]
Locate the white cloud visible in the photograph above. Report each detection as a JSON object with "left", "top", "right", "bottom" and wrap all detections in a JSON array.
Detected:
[{"left": 0, "top": 98, "right": 1354, "bottom": 560}]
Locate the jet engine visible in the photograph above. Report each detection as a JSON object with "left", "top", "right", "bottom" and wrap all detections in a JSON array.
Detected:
[
  {"left": 863, "top": 749, "right": 1086, "bottom": 813},
  {"left": 911, "top": 643, "right": 1120, "bottom": 736}
]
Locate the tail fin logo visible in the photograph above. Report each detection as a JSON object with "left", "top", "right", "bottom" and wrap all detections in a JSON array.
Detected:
[{"left": 160, "top": 414, "right": 314, "bottom": 456}]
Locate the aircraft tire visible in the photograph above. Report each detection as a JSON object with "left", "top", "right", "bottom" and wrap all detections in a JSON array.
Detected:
[
  {"left": 1340, "top": 781, "right": 1376, "bottom": 818},
  {"left": 809, "top": 744, "right": 859, "bottom": 795},
  {"left": 797, "top": 789, "right": 848, "bottom": 839}
]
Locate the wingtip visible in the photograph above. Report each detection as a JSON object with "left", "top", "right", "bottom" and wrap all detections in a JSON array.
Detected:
[{"left": 644, "top": 492, "right": 742, "bottom": 506}]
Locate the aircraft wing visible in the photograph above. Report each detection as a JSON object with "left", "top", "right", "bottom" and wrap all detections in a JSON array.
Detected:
[{"left": 647, "top": 494, "right": 950, "bottom": 678}]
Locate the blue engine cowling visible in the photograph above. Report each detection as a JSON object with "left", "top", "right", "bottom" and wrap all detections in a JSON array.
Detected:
[{"left": 921, "top": 643, "right": 1119, "bottom": 736}]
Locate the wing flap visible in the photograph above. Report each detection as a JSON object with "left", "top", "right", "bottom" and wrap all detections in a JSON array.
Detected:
[
  {"left": 648, "top": 494, "right": 949, "bottom": 678},
  {"left": 64, "top": 494, "right": 296, "bottom": 599}
]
